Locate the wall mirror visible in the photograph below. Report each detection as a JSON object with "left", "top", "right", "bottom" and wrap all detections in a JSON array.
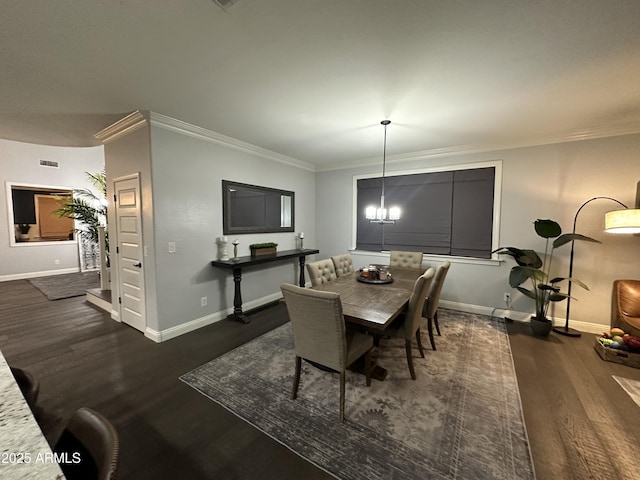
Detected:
[
  {"left": 222, "top": 180, "right": 294, "bottom": 234},
  {"left": 7, "top": 182, "right": 76, "bottom": 244}
]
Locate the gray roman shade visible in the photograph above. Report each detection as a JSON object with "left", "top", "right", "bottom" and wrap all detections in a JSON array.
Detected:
[{"left": 356, "top": 167, "right": 495, "bottom": 258}]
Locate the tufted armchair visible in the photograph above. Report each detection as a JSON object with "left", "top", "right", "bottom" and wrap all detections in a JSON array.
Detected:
[
  {"left": 612, "top": 279, "right": 640, "bottom": 337},
  {"left": 331, "top": 253, "right": 355, "bottom": 277},
  {"left": 306, "top": 259, "right": 338, "bottom": 287},
  {"left": 389, "top": 251, "right": 424, "bottom": 269}
]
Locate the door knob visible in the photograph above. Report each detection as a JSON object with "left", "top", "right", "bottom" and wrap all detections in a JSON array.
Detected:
[{"left": 133, "top": 262, "right": 142, "bottom": 268}]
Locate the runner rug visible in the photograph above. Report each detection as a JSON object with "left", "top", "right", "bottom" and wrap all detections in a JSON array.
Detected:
[
  {"left": 28, "top": 271, "right": 100, "bottom": 300},
  {"left": 180, "top": 309, "right": 535, "bottom": 480}
]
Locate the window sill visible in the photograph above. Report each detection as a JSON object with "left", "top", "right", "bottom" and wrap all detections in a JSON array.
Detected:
[{"left": 350, "top": 250, "right": 501, "bottom": 267}]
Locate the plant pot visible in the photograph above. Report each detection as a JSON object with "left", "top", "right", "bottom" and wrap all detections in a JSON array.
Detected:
[
  {"left": 250, "top": 246, "right": 277, "bottom": 257},
  {"left": 530, "top": 316, "right": 553, "bottom": 337}
]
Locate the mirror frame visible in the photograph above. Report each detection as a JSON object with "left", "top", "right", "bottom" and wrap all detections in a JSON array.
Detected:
[{"left": 222, "top": 180, "right": 295, "bottom": 235}]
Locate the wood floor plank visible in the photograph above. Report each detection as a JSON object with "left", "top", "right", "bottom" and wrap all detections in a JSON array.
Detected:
[{"left": 2, "top": 278, "right": 640, "bottom": 479}]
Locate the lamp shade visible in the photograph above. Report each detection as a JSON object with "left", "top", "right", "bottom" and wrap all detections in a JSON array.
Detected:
[{"left": 604, "top": 208, "right": 640, "bottom": 234}]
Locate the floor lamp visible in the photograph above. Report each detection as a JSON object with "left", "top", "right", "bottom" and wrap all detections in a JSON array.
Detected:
[{"left": 553, "top": 196, "right": 640, "bottom": 337}]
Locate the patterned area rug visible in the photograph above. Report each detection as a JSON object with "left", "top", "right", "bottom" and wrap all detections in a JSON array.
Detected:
[
  {"left": 181, "top": 310, "right": 535, "bottom": 480},
  {"left": 28, "top": 271, "right": 100, "bottom": 300}
]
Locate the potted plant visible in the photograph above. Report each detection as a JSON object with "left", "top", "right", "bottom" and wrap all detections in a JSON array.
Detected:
[
  {"left": 16, "top": 223, "right": 31, "bottom": 241},
  {"left": 249, "top": 242, "right": 278, "bottom": 257},
  {"left": 493, "top": 219, "right": 600, "bottom": 336}
]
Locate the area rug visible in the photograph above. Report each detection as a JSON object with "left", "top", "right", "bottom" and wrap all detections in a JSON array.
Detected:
[
  {"left": 613, "top": 376, "right": 640, "bottom": 408},
  {"left": 180, "top": 310, "right": 535, "bottom": 480},
  {"left": 28, "top": 271, "right": 100, "bottom": 300}
]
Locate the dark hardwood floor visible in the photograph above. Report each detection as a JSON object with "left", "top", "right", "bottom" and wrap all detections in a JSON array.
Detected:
[{"left": 1, "top": 279, "right": 640, "bottom": 479}]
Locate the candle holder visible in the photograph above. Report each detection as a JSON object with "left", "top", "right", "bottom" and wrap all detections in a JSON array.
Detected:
[
  {"left": 232, "top": 239, "right": 240, "bottom": 259},
  {"left": 299, "top": 232, "right": 305, "bottom": 250}
]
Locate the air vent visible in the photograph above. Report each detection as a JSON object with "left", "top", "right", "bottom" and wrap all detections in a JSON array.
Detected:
[
  {"left": 39, "top": 159, "right": 59, "bottom": 168},
  {"left": 213, "top": 0, "right": 237, "bottom": 9}
]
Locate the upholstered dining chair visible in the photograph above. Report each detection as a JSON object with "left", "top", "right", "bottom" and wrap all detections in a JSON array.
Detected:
[
  {"left": 331, "top": 253, "right": 355, "bottom": 277},
  {"left": 389, "top": 250, "right": 424, "bottom": 269},
  {"left": 54, "top": 407, "right": 120, "bottom": 480},
  {"left": 612, "top": 279, "right": 640, "bottom": 337},
  {"left": 10, "top": 366, "right": 40, "bottom": 412},
  {"left": 381, "top": 268, "right": 435, "bottom": 380},
  {"left": 423, "top": 261, "right": 451, "bottom": 350},
  {"left": 280, "top": 283, "right": 373, "bottom": 422},
  {"left": 306, "top": 258, "right": 338, "bottom": 286}
]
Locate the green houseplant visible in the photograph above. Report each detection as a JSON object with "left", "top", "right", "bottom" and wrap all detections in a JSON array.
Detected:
[
  {"left": 54, "top": 169, "right": 108, "bottom": 263},
  {"left": 493, "top": 219, "right": 600, "bottom": 336}
]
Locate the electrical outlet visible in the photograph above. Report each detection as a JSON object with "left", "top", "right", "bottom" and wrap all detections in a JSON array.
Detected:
[
  {"left": 168, "top": 242, "right": 176, "bottom": 253},
  {"left": 201, "top": 296, "right": 207, "bottom": 307},
  {"left": 504, "top": 292, "right": 511, "bottom": 306}
]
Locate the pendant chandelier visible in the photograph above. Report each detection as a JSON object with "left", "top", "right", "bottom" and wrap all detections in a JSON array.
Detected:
[{"left": 365, "top": 120, "right": 401, "bottom": 224}]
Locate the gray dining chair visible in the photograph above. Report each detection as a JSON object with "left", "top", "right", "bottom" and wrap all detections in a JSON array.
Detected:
[
  {"left": 423, "top": 261, "right": 451, "bottom": 350},
  {"left": 389, "top": 251, "right": 424, "bottom": 269},
  {"left": 381, "top": 268, "right": 435, "bottom": 380},
  {"left": 54, "top": 407, "right": 120, "bottom": 480},
  {"left": 306, "top": 258, "right": 338, "bottom": 286},
  {"left": 280, "top": 283, "right": 373, "bottom": 422},
  {"left": 331, "top": 253, "right": 355, "bottom": 277}
]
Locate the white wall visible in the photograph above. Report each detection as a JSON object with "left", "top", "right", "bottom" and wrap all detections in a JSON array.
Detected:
[
  {"left": 0, "top": 138, "right": 104, "bottom": 279},
  {"left": 315, "top": 133, "right": 640, "bottom": 333}
]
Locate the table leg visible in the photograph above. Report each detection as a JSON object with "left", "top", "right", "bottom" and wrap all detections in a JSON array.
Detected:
[
  {"left": 298, "top": 256, "right": 307, "bottom": 287},
  {"left": 229, "top": 267, "right": 250, "bottom": 324}
]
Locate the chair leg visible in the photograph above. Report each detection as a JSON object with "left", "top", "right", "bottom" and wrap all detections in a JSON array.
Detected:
[
  {"left": 405, "top": 339, "right": 416, "bottom": 380},
  {"left": 339, "top": 371, "right": 346, "bottom": 422},
  {"left": 427, "top": 317, "right": 436, "bottom": 350},
  {"left": 416, "top": 328, "right": 426, "bottom": 357},
  {"left": 364, "top": 349, "right": 372, "bottom": 387},
  {"left": 291, "top": 356, "right": 301, "bottom": 400},
  {"left": 435, "top": 310, "right": 441, "bottom": 336}
]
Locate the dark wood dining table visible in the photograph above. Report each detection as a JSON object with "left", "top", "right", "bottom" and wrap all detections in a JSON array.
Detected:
[{"left": 311, "top": 266, "right": 425, "bottom": 331}]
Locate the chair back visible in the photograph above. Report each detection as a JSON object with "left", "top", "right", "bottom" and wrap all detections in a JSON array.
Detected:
[
  {"left": 10, "top": 366, "right": 39, "bottom": 411},
  {"left": 400, "top": 268, "right": 435, "bottom": 338},
  {"left": 54, "top": 407, "right": 119, "bottom": 480},
  {"left": 306, "top": 259, "right": 338, "bottom": 286},
  {"left": 424, "top": 261, "right": 451, "bottom": 319},
  {"left": 612, "top": 279, "right": 640, "bottom": 336},
  {"left": 281, "top": 283, "right": 347, "bottom": 372},
  {"left": 389, "top": 250, "right": 424, "bottom": 268},
  {"left": 331, "top": 253, "right": 354, "bottom": 277}
]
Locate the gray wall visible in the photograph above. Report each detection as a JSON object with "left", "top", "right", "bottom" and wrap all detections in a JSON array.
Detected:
[
  {"left": 0, "top": 138, "right": 104, "bottom": 279},
  {"left": 315, "top": 133, "right": 640, "bottom": 332},
  {"left": 148, "top": 124, "right": 316, "bottom": 334}
]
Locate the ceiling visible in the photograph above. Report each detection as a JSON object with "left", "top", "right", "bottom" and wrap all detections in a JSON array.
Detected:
[{"left": 2, "top": 0, "right": 640, "bottom": 170}]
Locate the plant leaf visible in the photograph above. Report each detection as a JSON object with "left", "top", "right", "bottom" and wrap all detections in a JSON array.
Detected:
[
  {"left": 515, "top": 286, "right": 537, "bottom": 300},
  {"left": 553, "top": 233, "right": 601, "bottom": 248},
  {"left": 534, "top": 219, "right": 561, "bottom": 239}
]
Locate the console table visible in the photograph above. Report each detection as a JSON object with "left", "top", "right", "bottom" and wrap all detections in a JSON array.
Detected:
[{"left": 211, "top": 248, "right": 319, "bottom": 324}]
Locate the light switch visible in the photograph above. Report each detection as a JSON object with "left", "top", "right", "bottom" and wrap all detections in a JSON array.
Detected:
[{"left": 168, "top": 241, "right": 176, "bottom": 253}]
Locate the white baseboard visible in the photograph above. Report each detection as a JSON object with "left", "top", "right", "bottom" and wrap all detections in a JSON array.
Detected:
[
  {"left": 439, "top": 300, "right": 608, "bottom": 335},
  {"left": 86, "top": 292, "right": 111, "bottom": 312},
  {"left": 0, "top": 267, "right": 79, "bottom": 282},
  {"left": 145, "top": 292, "right": 284, "bottom": 343}
]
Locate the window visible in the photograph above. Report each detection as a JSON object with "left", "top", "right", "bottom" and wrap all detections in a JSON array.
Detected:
[
  {"left": 355, "top": 164, "right": 498, "bottom": 259},
  {"left": 7, "top": 183, "right": 75, "bottom": 244}
]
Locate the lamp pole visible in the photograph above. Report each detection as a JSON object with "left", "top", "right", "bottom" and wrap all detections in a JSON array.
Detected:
[{"left": 553, "top": 196, "right": 627, "bottom": 337}]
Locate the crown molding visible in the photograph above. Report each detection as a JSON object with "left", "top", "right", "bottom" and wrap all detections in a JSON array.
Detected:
[
  {"left": 94, "top": 110, "right": 148, "bottom": 144},
  {"left": 317, "top": 120, "right": 640, "bottom": 172},
  {"left": 148, "top": 112, "right": 316, "bottom": 172}
]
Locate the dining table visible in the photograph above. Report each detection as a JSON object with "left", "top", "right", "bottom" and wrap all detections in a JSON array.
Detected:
[
  {"left": 311, "top": 266, "right": 425, "bottom": 331},
  {"left": 311, "top": 266, "right": 425, "bottom": 380}
]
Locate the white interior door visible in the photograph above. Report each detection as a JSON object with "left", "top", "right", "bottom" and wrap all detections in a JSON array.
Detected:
[{"left": 114, "top": 174, "right": 146, "bottom": 332}]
